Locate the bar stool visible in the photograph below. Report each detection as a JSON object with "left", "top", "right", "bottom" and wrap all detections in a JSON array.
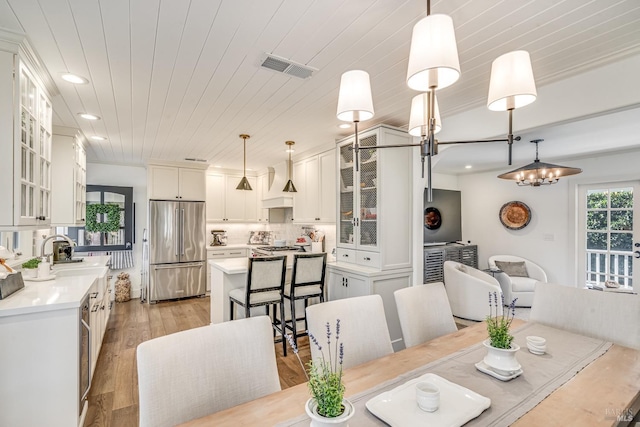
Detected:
[
  {"left": 281, "top": 253, "right": 327, "bottom": 353},
  {"left": 229, "top": 256, "right": 287, "bottom": 353}
]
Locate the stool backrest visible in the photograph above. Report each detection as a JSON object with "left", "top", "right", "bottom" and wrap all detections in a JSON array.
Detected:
[
  {"left": 246, "top": 256, "right": 286, "bottom": 304},
  {"left": 289, "top": 253, "right": 327, "bottom": 296}
]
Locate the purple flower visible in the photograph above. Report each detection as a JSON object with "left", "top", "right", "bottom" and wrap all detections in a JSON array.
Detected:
[
  {"left": 308, "top": 331, "right": 322, "bottom": 351},
  {"left": 325, "top": 321, "right": 332, "bottom": 346},
  {"left": 284, "top": 333, "right": 299, "bottom": 354},
  {"left": 339, "top": 342, "right": 344, "bottom": 365},
  {"left": 336, "top": 319, "right": 341, "bottom": 340}
]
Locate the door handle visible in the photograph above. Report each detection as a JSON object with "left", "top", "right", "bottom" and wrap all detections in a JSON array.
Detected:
[
  {"left": 634, "top": 251, "right": 640, "bottom": 259},
  {"left": 175, "top": 208, "right": 180, "bottom": 256},
  {"left": 635, "top": 243, "right": 640, "bottom": 247},
  {"left": 181, "top": 208, "right": 185, "bottom": 255}
]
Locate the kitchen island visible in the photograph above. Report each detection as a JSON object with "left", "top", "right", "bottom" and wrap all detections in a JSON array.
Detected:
[{"left": 0, "top": 255, "right": 111, "bottom": 427}]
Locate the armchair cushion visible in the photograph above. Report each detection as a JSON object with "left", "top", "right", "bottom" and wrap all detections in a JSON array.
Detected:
[
  {"left": 510, "top": 277, "right": 537, "bottom": 292},
  {"left": 495, "top": 260, "right": 528, "bottom": 277}
]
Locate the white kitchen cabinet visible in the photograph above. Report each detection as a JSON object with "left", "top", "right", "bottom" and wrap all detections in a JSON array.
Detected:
[
  {"left": 293, "top": 149, "right": 336, "bottom": 223},
  {"left": 256, "top": 172, "right": 270, "bottom": 222},
  {"left": 336, "top": 125, "right": 412, "bottom": 271},
  {"left": 206, "top": 172, "right": 257, "bottom": 222},
  {"left": 327, "top": 264, "right": 411, "bottom": 351},
  {"left": 147, "top": 164, "right": 206, "bottom": 201},
  {"left": 0, "top": 41, "right": 53, "bottom": 228},
  {"left": 51, "top": 129, "right": 87, "bottom": 226}
]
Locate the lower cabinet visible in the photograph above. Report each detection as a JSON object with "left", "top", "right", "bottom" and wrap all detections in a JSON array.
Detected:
[
  {"left": 424, "top": 244, "right": 478, "bottom": 283},
  {"left": 327, "top": 264, "right": 412, "bottom": 351}
]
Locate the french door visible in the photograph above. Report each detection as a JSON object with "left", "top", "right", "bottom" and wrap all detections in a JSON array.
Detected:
[{"left": 578, "top": 181, "right": 640, "bottom": 288}]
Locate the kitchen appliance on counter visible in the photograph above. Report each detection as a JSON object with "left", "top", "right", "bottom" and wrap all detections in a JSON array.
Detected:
[
  {"left": 210, "top": 230, "right": 227, "bottom": 246},
  {"left": 52, "top": 240, "right": 79, "bottom": 264},
  {"left": 148, "top": 200, "right": 206, "bottom": 303}
]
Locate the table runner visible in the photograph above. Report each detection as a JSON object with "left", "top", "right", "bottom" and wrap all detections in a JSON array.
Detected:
[{"left": 278, "top": 323, "right": 612, "bottom": 426}]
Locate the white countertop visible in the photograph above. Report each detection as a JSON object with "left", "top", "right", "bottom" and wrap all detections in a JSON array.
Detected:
[
  {"left": 207, "top": 244, "right": 251, "bottom": 251},
  {"left": 209, "top": 257, "right": 297, "bottom": 274},
  {"left": 0, "top": 255, "right": 111, "bottom": 317}
]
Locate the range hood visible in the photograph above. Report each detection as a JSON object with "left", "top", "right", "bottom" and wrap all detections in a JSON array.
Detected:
[{"left": 262, "top": 161, "right": 294, "bottom": 208}]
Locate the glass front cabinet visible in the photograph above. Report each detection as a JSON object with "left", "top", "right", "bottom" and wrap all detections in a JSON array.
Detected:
[
  {"left": 336, "top": 125, "right": 413, "bottom": 271},
  {"left": 0, "top": 38, "right": 53, "bottom": 227}
]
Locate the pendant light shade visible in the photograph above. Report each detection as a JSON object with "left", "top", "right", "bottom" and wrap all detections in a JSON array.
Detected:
[
  {"left": 406, "top": 14, "right": 461, "bottom": 91},
  {"left": 409, "top": 93, "right": 442, "bottom": 136},
  {"left": 236, "top": 134, "right": 252, "bottom": 190},
  {"left": 336, "top": 70, "right": 374, "bottom": 122},
  {"left": 487, "top": 50, "right": 537, "bottom": 111},
  {"left": 498, "top": 139, "right": 582, "bottom": 186},
  {"left": 282, "top": 141, "right": 297, "bottom": 192}
]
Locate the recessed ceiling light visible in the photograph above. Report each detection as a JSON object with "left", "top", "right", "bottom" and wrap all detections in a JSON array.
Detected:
[
  {"left": 246, "top": 168, "right": 253, "bottom": 171},
  {"left": 465, "top": 165, "right": 472, "bottom": 169},
  {"left": 214, "top": 165, "right": 223, "bottom": 168},
  {"left": 90, "top": 136, "right": 106, "bottom": 141},
  {"left": 338, "top": 123, "right": 351, "bottom": 129},
  {"left": 61, "top": 73, "right": 89, "bottom": 84},
  {"left": 78, "top": 113, "right": 100, "bottom": 120}
]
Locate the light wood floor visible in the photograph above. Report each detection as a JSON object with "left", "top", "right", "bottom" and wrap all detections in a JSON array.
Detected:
[{"left": 84, "top": 296, "right": 310, "bottom": 427}]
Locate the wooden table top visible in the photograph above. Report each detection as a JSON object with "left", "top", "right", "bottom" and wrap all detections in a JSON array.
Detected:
[{"left": 181, "top": 319, "right": 640, "bottom": 426}]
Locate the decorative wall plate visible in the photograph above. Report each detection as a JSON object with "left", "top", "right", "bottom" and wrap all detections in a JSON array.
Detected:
[
  {"left": 499, "top": 201, "right": 531, "bottom": 230},
  {"left": 424, "top": 207, "right": 442, "bottom": 230}
]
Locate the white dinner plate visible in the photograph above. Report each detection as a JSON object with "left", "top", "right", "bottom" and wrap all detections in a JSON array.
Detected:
[{"left": 365, "top": 373, "right": 491, "bottom": 427}]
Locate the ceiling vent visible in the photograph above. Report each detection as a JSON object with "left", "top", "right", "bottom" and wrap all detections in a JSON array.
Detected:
[
  {"left": 184, "top": 157, "right": 208, "bottom": 163},
  {"left": 260, "top": 54, "right": 317, "bottom": 79}
]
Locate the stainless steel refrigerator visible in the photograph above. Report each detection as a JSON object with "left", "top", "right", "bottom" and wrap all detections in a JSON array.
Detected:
[{"left": 149, "top": 200, "right": 206, "bottom": 303}]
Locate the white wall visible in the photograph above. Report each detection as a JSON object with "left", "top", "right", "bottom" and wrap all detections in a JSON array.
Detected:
[
  {"left": 86, "top": 163, "right": 147, "bottom": 298},
  {"left": 457, "top": 149, "right": 640, "bottom": 286}
]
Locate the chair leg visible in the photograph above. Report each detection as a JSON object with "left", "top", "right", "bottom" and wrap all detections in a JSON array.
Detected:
[
  {"left": 280, "top": 300, "right": 287, "bottom": 357},
  {"left": 303, "top": 298, "right": 309, "bottom": 332},
  {"left": 245, "top": 306, "right": 250, "bottom": 319},
  {"left": 290, "top": 296, "right": 298, "bottom": 348},
  {"left": 229, "top": 299, "right": 234, "bottom": 321}
]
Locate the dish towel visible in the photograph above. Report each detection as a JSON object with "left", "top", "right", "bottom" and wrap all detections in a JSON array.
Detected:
[{"left": 84, "top": 250, "right": 134, "bottom": 270}]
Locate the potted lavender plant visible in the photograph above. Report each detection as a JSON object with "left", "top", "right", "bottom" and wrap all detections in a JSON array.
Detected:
[
  {"left": 286, "top": 319, "right": 355, "bottom": 426},
  {"left": 483, "top": 292, "right": 521, "bottom": 376}
]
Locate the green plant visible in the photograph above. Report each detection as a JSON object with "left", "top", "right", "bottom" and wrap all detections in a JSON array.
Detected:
[
  {"left": 21, "top": 258, "right": 41, "bottom": 269},
  {"left": 486, "top": 292, "right": 518, "bottom": 349},
  {"left": 85, "top": 204, "right": 121, "bottom": 233},
  {"left": 286, "top": 320, "right": 345, "bottom": 418}
]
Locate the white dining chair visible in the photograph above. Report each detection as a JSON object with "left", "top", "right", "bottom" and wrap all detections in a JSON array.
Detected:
[
  {"left": 530, "top": 281, "right": 640, "bottom": 350},
  {"left": 305, "top": 294, "right": 393, "bottom": 370},
  {"left": 136, "top": 316, "right": 281, "bottom": 427},
  {"left": 394, "top": 282, "right": 458, "bottom": 348}
]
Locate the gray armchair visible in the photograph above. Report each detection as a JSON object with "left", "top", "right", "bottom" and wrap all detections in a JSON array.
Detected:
[{"left": 488, "top": 255, "right": 547, "bottom": 307}]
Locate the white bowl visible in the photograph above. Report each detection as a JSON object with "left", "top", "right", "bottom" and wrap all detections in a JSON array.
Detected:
[{"left": 526, "top": 336, "right": 546, "bottom": 346}]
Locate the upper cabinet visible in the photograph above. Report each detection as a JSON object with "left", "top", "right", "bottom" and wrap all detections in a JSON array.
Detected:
[
  {"left": 205, "top": 172, "right": 257, "bottom": 222},
  {"left": 256, "top": 172, "right": 270, "bottom": 223},
  {"left": 147, "top": 164, "right": 207, "bottom": 201},
  {"left": 0, "top": 38, "right": 54, "bottom": 228},
  {"left": 336, "top": 125, "right": 412, "bottom": 270},
  {"left": 292, "top": 149, "right": 336, "bottom": 223},
  {"left": 51, "top": 129, "right": 86, "bottom": 226}
]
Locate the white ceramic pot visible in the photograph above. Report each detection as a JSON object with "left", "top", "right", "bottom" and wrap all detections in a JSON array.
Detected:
[
  {"left": 305, "top": 398, "right": 355, "bottom": 427},
  {"left": 22, "top": 268, "right": 37, "bottom": 278},
  {"left": 482, "top": 339, "right": 521, "bottom": 376}
]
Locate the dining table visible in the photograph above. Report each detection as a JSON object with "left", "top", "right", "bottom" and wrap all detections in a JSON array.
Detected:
[{"left": 180, "top": 319, "right": 640, "bottom": 426}]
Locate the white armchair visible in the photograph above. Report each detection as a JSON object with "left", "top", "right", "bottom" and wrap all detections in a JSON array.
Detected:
[
  {"left": 443, "top": 261, "right": 504, "bottom": 321},
  {"left": 488, "top": 255, "right": 547, "bottom": 307}
]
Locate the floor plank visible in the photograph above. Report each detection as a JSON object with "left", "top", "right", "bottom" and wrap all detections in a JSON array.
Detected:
[{"left": 84, "top": 296, "right": 310, "bottom": 426}]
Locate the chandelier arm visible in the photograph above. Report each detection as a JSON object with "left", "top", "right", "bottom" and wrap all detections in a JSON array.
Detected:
[{"left": 437, "top": 136, "right": 521, "bottom": 145}]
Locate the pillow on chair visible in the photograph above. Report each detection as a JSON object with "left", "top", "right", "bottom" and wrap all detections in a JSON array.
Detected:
[{"left": 495, "top": 261, "right": 529, "bottom": 277}]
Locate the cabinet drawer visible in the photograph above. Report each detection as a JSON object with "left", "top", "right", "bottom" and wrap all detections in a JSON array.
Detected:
[
  {"left": 355, "top": 251, "right": 380, "bottom": 269},
  {"left": 336, "top": 248, "right": 356, "bottom": 264},
  {"left": 207, "top": 249, "right": 248, "bottom": 259}
]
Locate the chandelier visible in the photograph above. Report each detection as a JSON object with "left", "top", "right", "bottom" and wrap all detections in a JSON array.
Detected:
[
  {"left": 336, "top": 0, "right": 538, "bottom": 201},
  {"left": 498, "top": 139, "right": 582, "bottom": 186},
  {"left": 236, "top": 134, "right": 252, "bottom": 190}
]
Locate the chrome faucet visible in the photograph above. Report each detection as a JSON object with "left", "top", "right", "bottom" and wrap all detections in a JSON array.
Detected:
[{"left": 41, "top": 234, "right": 75, "bottom": 263}]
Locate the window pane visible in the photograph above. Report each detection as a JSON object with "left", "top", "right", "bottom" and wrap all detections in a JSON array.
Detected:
[
  {"left": 587, "top": 211, "right": 607, "bottom": 230},
  {"left": 87, "top": 191, "right": 101, "bottom": 204},
  {"left": 104, "top": 230, "right": 124, "bottom": 246},
  {"left": 611, "top": 233, "right": 632, "bottom": 251},
  {"left": 610, "top": 188, "right": 632, "bottom": 208},
  {"left": 586, "top": 232, "right": 607, "bottom": 250},
  {"left": 104, "top": 192, "right": 125, "bottom": 208},
  {"left": 587, "top": 190, "right": 608, "bottom": 209},
  {"left": 610, "top": 210, "right": 632, "bottom": 231}
]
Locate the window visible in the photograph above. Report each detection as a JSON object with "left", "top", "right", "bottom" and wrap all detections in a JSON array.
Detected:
[
  {"left": 61, "top": 185, "right": 134, "bottom": 252},
  {"left": 578, "top": 182, "right": 639, "bottom": 288}
]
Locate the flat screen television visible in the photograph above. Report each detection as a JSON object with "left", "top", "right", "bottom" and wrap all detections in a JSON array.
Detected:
[{"left": 423, "top": 189, "right": 462, "bottom": 245}]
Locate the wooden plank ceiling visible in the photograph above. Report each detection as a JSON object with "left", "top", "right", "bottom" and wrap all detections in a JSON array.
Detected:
[{"left": 0, "top": 0, "right": 639, "bottom": 172}]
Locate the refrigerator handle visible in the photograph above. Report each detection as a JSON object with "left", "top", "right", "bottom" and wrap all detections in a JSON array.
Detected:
[
  {"left": 181, "top": 208, "right": 185, "bottom": 255},
  {"left": 175, "top": 208, "right": 180, "bottom": 256}
]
